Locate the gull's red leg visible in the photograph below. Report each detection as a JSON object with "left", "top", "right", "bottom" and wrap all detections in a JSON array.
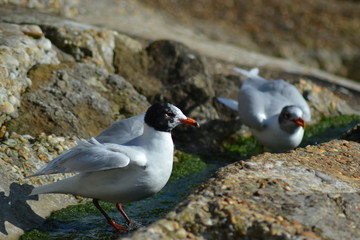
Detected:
[
  {"left": 116, "top": 203, "right": 131, "bottom": 225},
  {"left": 93, "top": 199, "right": 127, "bottom": 232}
]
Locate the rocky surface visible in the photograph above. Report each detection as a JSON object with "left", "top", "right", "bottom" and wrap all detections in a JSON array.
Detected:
[
  {"left": 0, "top": 133, "right": 79, "bottom": 239},
  {"left": 0, "top": 1, "right": 359, "bottom": 240},
  {"left": 142, "top": 0, "right": 360, "bottom": 82},
  {"left": 74, "top": 0, "right": 360, "bottom": 92},
  {"left": 122, "top": 139, "right": 360, "bottom": 240},
  {"left": 0, "top": 22, "right": 59, "bottom": 126}
]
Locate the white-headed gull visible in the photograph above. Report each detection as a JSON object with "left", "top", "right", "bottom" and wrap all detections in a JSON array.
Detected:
[
  {"left": 218, "top": 67, "right": 311, "bottom": 152},
  {"left": 29, "top": 102, "right": 199, "bottom": 231}
]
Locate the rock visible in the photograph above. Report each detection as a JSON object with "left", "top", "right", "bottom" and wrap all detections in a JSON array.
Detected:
[
  {"left": 7, "top": 63, "right": 148, "bottom": 139},
  {"left": 0, "top": 0, "right": 80, "bottom": 17},
  {"left": 341, "top": 123, "right": 360, "bottom": 143},
  {"left": 115, "top": 39, "right": 217, "bottom": 121},
  {"left": 0, "top": 132, "right": 79, "bottom": 240},
  {"left": 122, "top": 139, "right": 360, "bottom": 240},
  {"left": 294, "top": 78, "right": 357, "bottom": 122},
  {"left": 146, "top": 40, "right": 215, "bottom": 118},
  {"left": 41, "top": 25, "right": 116, "bottom": 72},
  {"left": 0, "top": 7, "right": 116, "bottom": 72},
  {"left": 73, "top": 0, "right": 360, "bottom": 92},
  {"left": 113, "top": 33, "right": 158, "bottom": 98},
  {"left": 0, "top": 22, "right": 59, "bottom": 126}
]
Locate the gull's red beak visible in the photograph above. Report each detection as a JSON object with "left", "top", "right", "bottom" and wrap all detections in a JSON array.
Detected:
[
  {"left": 292, "top": 117, "right": 305, "bottom": 128},
  {"left": 180, "top": 117, "right": 200, "bottom": 127}
]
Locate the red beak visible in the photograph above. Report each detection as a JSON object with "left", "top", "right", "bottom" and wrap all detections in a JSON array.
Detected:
[
  {"left": 180, "top": 117, "right": 200, "bottom": 127},
  {"left": 292, "top": 117, "right": 305, "bottom": 128}
]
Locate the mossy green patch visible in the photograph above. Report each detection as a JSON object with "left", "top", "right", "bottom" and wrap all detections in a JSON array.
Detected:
[
  {"left": 222, "top": 136, "right": 261, "bottom": 160},
  {"left": 49, "top": 201, "right": 113, "bottom": 220},
  {"left": 169, "top": 151, "right": 207, "bottom": 183},
  {"left": 19, "top": 229, "right": 49, "bottom": 240},
  {"left": 301, "top": 114, "right": 360, "bottom": 146}
]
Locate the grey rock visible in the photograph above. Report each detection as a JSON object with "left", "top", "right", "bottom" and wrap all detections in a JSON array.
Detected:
[
  {"left": 7, "top": 63, "right": 148, "bottom": 139},
  {"left": 146, "top": 40, "right": 215, "bottom": 116},
  {"left": 73, "top": 0, "right": 360, "bottom": 92},
  {"left": 41, "top": 25, "right": 116, "bottom": 72},
  {"left": 122, "top": 140, "right": 360, "bottom": 240},
  {"left": 114, "top": 39, "right": 217, "bottom": 121},
  {"left": 341, "top": 123, "right": 360, "bottom": 143},
  {"left": 0, "top": 22, "right": 59, "bottom": 126},
  {"left": 0, "top": 0, "right": 80, "bottom": 17},
  {"left": 0, "top": 7, "right": 116, "bottom": 72},
  {"left": 0, "top": 133, "right": 80, "bottom": 240}
]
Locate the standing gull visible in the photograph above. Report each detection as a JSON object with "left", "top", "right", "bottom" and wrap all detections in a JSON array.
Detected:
[
  {"left": 218, "top": 67, "right": 311, "bottom": 152},
  {"left": 29, "top": 102, "right": 199, "bottom": 231}
]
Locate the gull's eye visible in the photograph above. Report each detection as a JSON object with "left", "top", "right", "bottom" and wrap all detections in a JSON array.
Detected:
[
  {"left": 284, "top": 113, "right": 290, "bottom": 119},
  {"left": 165, "top": 112, "right": 175, "bottom": 118}
]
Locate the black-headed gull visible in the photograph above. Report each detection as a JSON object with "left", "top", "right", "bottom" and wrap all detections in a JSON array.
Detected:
[
  {"left": 29, "top": 102, "right": 199, "bottom": 231},
  {"left": 218, "top": 67, "right": 311, "bottom": 152}
]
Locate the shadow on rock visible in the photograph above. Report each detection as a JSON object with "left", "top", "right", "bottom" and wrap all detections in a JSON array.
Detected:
[{"left": 0, "top": 183, "right": 43, "bottom": 235}]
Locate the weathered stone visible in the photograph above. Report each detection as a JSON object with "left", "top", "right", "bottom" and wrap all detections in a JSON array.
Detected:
[
  {"left": 0, "top": 22, "right": 59, "bottom": 126},
  {"left": 0, "top": 7, "right": 116, "bottom": 72},
  {"left": 114, "top": 38, "right": 219, "bottom": 122},
  {"left": 0, "top": 133, "right": 79, "bottom": 240},
  {"left": 0, "top": 0, "right": 80, "bottom": 17},
  {"left": 41, "top": 25, "right": 116, "bottom": 72},
  {"left": 294, "top": 78, "right": 357, "bottom": 122},
  {"left": 341, "top": 123, "right": 360, "bottom": 143},
  {"left": 146, "top": 40, "right": 215, "bottom": 118},
  {"left": 7, "top": 63, "right": 148, "bottom": 139},
  {"left": 122, "top": 140, "right": 360, "bottom": 240}
]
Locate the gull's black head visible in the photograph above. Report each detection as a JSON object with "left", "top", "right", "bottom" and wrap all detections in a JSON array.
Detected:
[{"left": 144, "top": 103, "right": 199, "bottom": 132}]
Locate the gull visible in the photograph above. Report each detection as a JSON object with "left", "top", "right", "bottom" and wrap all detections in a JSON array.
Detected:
[
  {"left": 29, "top": 102, "right": 199, "bottom": 231},
  {"left": 218, "top": 67, "right": 311, "bottom": 152}
]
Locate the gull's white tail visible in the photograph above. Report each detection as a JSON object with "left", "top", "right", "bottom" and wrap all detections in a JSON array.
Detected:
[
  {"left": 216, "top": 97, "right": 238, "bottom": 111},
  {"left": 30, "top": 177, "right": 76, "bottom": 196},
  {"left": 233, "top": 67, "right": 266, "bottom": 87},
  {"left": 233, "top": 67, "right": 259, "bottom": 77}
]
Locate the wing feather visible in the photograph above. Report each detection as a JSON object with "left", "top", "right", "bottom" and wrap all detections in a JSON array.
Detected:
[
  {"left": 237, "top": 86, "right": 267, "bottom": 130},
  {"left": 217, "top": 97, "right": 238, "bottom": 111},
  {"left": 29, "top": 138, "right": 146, "bottom": 176},
  {"left": 96, "top": 114, "right": 145, "bottom": 144},
  {"left": 259, "top": 80, "right": 311, "bottom": 121}
]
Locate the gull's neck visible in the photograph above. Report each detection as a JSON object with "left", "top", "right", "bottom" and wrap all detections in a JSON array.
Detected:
[{"left": 140, "top": 123, "right": 173, "bottom": 147}]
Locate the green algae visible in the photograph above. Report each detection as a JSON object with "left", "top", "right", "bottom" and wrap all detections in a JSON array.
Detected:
[
  {"left": 19, "top": 229, "right": 49, "bottom": 240},
  {"left": 170, "top": 151, "right": 207, "bottom": 183},
  {"left": 222, "top": 136, "right": 262, "bottom": 159},
  {"left": 301, "top": 114, "right": 360, "bottom": 146}
]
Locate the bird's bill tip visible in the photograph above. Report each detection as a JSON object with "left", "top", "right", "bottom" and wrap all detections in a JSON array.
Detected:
[
  {"left": 292, "top": 118, "right": 305, "bottom": 128},
  {"left": 180, "top": 117, "right": 200, "bottom": 127}
]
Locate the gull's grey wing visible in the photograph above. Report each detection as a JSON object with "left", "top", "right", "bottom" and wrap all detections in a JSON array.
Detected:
[
  {"left": 237, "top": 85, "right": 268, "bottom": 130},
  {"left": 96, "top": 113, "right": 145, "bottom": 144},
  {"left": 259, "top": 80, "right": 311, "bottom": 121},
  {"left": 217, "top": 97, "right": 238, "bottom": 111},
  {"left": 30, "top": 138, "right": 146, "bottom": 176}
]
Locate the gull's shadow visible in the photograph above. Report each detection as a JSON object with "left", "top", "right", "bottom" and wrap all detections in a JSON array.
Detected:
[{"left": 0, "top": 182, "right": 43, "bottom": 235}]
